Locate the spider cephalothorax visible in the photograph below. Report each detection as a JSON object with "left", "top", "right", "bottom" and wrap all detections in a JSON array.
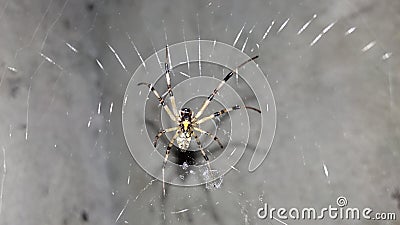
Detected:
[
  {"left": 138, "top": 45, "right": 261, "bottom": 196},
  {"left": 180, "top": 107, "right": 192, "bottom": 123}
]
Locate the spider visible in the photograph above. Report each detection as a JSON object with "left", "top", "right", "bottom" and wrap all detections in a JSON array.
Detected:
[{"left": 138, "top": 46, "right": 261, "bottom": 196}]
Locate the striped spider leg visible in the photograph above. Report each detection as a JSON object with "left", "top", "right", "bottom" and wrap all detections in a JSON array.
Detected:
[
  {"left": 164, "top": 45, "right": 179, "bottom": 117},
  {"left": 193, "top": 55, "right": 259, "bottom": 120},
  {"left": 138, "top": 45, "right": 181, "bottom": 196},
  {"left": 190, "top": 56, "right": 261, "bottom": 186}
]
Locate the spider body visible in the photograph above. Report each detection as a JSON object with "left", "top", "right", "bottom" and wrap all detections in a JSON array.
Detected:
[
  {"left": 138, "top": 46, "right": 261, "bottom": 196},
  {"left": 177, "top": 108, "right": 193, "bottom": 151}
]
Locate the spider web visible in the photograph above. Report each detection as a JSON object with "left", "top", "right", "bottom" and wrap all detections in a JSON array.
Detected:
[{"left": 0, "top": 0, "right": 399, "bottom": 225}]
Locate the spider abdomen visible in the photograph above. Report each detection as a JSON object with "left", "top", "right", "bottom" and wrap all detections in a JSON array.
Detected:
[{"left": 177, "top": 132, "right": 191, "bottom": 151}]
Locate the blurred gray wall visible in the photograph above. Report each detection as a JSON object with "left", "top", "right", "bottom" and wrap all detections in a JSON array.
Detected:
[{"left": 0, "top": 0, "right": 399, "bottom": 225}]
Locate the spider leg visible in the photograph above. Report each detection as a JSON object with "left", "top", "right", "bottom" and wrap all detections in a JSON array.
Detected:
[
  {"left": 162, "top": 130, "right": 180, "bottom": 197},
  {"left": 153, "top": 126, "right": 179, "bottom": 147},
  {"left": 164, "top": 45, "right": 179, "bottom": 117},
  {"left": 138, "top": 82, "right": 178, "bottom": 123},
  {"left": 193, "top": 127, "right": 223, "bottom": 149},
  {"left": 192, "top": 131, "right": 212, "bottom": 172},
  {"left": 192, "top": 131, "right": 222, "bottom": 187},
  {"left": 194, "top": 55, "right": 259, "bottom": 120},
  {"left": 195, "top": 105, "right": 261, "bottom": 125}
]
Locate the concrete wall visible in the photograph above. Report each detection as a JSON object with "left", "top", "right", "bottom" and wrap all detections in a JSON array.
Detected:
[{"left": 0, "top": 0, "right": 399, "bottom": 225}]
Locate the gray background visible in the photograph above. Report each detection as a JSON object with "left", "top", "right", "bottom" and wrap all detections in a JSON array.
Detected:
[{"left": 0, "top": 0, "right": 399, "bottom": 225}]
